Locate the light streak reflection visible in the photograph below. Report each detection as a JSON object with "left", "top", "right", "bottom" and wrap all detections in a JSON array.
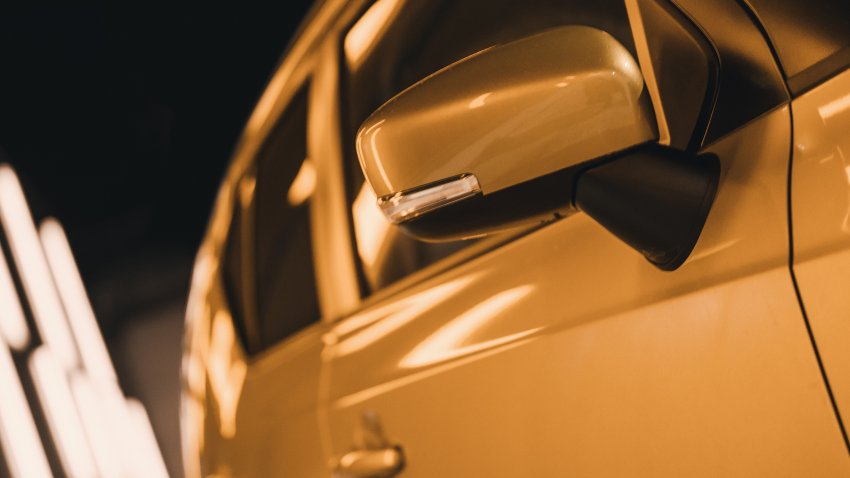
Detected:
[
  {"left": 818, "top": 91, "right": 850, "bottom": 120},
  {"left": 330, "top": 274, "right": 480, "bottom": 358},
  {"left": 287, "top": 158, "right": 317, "bottom": 206},
  {"left": 352, "top": 182, "right": 391, "bottom": 272},
  {"left": 207, "top": 310, "right": 247, "bottom": 439},
  {"left": 344, "top": 0, "right": 404, "bottom": 69},
  {"left": 399, "top": 285, "right": 538, "bottom": 368}
]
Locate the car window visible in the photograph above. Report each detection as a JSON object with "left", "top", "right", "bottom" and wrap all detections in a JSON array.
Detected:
[
  {"left": 340, "top": 0, "right": 635, "bottom": 296},
  {"left": 223, "top": 188, "right": 248, "bottom": 343},
  {"left": 745, "top": 0, "right": 850, "bottom": 94},
  {"left": 223, "top": 84, "right": 320, "bottom": 354}
]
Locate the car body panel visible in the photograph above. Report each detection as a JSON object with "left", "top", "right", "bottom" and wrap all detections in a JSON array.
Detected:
[
  {"left": 182, "top": 0, "right": 850, "bottom": 476},
  {"left": 180, "top": 2, "right": 351, "bottom": 477},
  {"left": 309, "top": 33, "right": 363, "bottom": 320},
  {"left": 791, "top": 68, "right": 850, "bottom": 432},
  {"left": 323, "top": 106, "right": 850, "bottom": 476},
  {"left": 182, "top": 156, "right": 335, "bottom": 477}
]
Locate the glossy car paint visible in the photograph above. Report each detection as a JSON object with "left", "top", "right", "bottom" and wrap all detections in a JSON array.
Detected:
[
  {"left": 181, "top": 2, "right": 354, "bottom": 476},
  {"left": 791, "top": 68, "right": 850, "bottom": 433},
  {"left": 181, "top": 0, "right": 850, "bottom": 476},
  {"left": 356, "top": 26, "right": 657, "bottom": 198},
  {"left": 324, "top": 106, "right": 850, "bottom": 477}
]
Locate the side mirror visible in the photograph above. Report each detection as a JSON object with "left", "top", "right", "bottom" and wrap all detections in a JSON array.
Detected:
[{"left": 357, "top": 26, "right": 719, "bottom": 270}]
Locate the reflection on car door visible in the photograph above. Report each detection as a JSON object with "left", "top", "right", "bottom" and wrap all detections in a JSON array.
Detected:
[
  {"left": 791, "top": 68, "right": 850, "bottom": 441},
  {"left": 183, "top": 73, "right": 334, "bottom": 477},
  {"left": 323, "top": 105, "right": 850, "bottom": 476}
]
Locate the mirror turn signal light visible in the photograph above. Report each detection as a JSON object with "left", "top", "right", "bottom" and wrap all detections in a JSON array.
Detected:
[{"left": 377, "top": 174, "right": 481, "bottom": 224}]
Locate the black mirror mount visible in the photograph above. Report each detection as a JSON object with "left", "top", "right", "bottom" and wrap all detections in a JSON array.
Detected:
[{"left": 574, "top": 145, "right": 720, "bottom": 270}]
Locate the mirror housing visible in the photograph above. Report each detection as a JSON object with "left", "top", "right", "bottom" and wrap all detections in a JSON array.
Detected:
[
  {"left": 356, "top": 26, "right": 719, "bottom": 270},
  {"left": 357, "top": 26, "right": 656, "bottom": 223}
]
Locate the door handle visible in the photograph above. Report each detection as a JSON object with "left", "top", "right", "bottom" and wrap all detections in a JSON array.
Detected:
[
  {"left": 332, "top": 446, "right": 404, "bottom": 478},
  {"left": 332, "top": 410, "right": 405, "bottom": 478}
]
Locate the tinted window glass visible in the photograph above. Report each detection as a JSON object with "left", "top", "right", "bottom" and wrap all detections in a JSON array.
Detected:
[
  {"left": 341, "top": 0, "right": 635, "bottom": 294},
  {"left": 746, "top": 0, "right": 850, "bottom": 93},
  {"left": 253, "top": 85, "right": 319, "bottom": 351},
  {"left": 223, "top": 84, "right": 320, "bottom": 354}
]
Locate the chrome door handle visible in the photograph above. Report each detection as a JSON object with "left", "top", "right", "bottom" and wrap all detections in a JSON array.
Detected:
[{"left": 332, "top": 445, "right": 404, "bottom": 478}]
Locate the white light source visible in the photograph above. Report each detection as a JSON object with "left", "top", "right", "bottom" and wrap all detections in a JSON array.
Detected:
[
  {"left": 0, "top": 165, "right": 169, "bottom": 478},
  {"left": 69, "top": 373, "right": 123, "bottom": 478},
  {"left": 0, "top": 165, "right": 78, "bottom": 368},
  {"left": 97, "top": 380, "right": 149, "bottom": 478},
  {"left": 0, "top": 338, "right": 53, "bottom": 478},
  {"left": 29, "top": 347, "right": 98, "bottom": 478},
  {"left": 0, "top": 247, "right": 29, "bottom": 349},
  {"left": 39, "top": 219, "right": 116, "bottom": 383},
  {"left": 125, "top": 399, "right": 169, "bottom": 478}
]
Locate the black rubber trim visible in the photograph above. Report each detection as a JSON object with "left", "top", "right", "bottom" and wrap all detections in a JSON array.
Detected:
[
  {"left": 637, "top": 0, "right": 720, "bottom": 151},
  {"left": 671, "top": 0, "right": 788, "bottom": 145},
  {"left": 787, "top": 47, "right": 850, "bottom": 97},
  {"left": 736, "top": 0, "right": 850, "bottom": 98}
]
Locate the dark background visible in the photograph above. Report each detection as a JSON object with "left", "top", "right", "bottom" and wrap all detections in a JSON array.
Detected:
[{"left": 0, "top": 2, "right": 314, "bottom": 476}]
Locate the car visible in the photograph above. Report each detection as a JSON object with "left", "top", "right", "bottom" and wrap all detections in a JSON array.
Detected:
[{"left": 181, "top": 0, "right": 850, "bottom": 476}]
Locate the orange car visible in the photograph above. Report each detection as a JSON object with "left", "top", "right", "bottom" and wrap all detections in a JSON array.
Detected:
[{"left": 182, "top": 0, "right": 850, "bottom": 476}]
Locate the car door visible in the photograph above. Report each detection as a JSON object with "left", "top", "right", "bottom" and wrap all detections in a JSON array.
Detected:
[
  {"left": 765, "top": 0, "right": 850, "bottom": 449},
  {"left": 322, "top": 0, "right": 850, "bottom": 476},
  {"left": 182, "top": 80, "right": 331, "bottom": 478},
  {"left": 180, "top": 3, "right": 360, "bottom": 476}
]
